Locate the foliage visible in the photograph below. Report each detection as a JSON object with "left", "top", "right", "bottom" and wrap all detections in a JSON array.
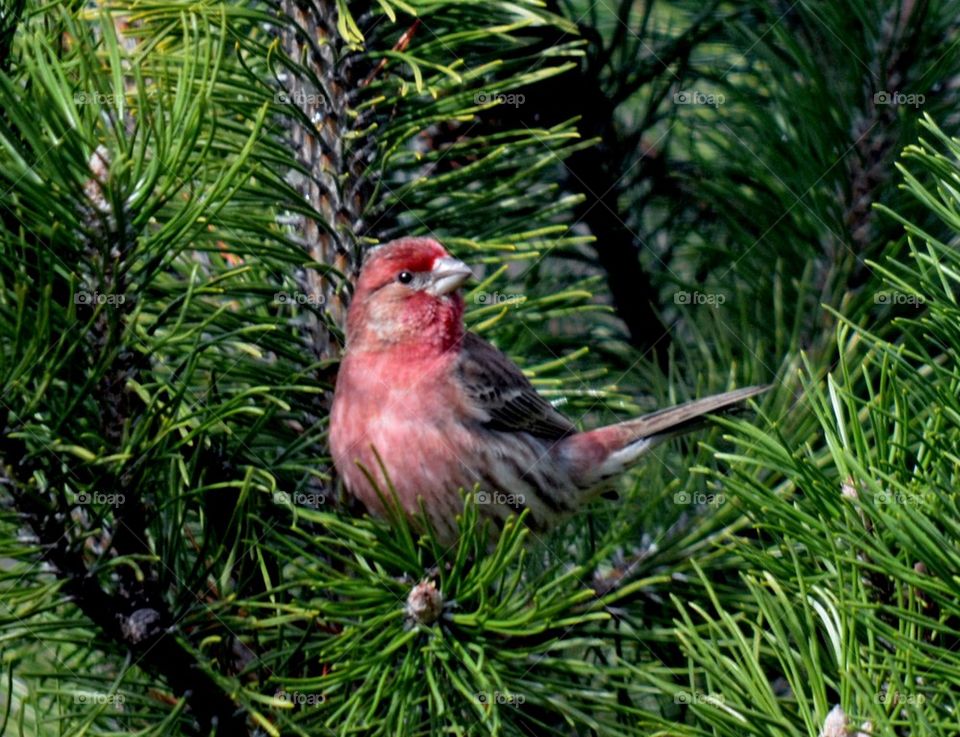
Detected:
[{"left": 0, "top": 0, "right": 959, "bottom": 735}]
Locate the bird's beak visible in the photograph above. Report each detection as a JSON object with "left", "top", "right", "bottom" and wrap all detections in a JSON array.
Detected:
[{"left": 427, "top": 257, "right": 473, "bottom": 296}]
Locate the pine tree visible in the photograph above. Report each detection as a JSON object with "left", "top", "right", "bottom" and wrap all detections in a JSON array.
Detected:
[{"left": 1, "top": 1, "right": 959, "bottom": 736}]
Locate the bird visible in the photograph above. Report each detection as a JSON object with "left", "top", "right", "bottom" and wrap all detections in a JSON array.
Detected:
[{"left": 329, "top": 237, "right": 767, "bottom": 544}]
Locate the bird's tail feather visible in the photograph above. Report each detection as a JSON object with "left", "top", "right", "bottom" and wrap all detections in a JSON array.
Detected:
[
  {"left": 614, "top": 384, "right": 769, "bottom": 440},
  {"left": 562, "top": 385, "right": 769, "bottom": 485}
]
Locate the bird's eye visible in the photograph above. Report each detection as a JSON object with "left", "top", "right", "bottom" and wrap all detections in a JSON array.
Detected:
[{"left": 397, "top": 271, "right": 414, "bottom": 284}]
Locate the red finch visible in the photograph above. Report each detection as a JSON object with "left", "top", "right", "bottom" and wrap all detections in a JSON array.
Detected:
[{"left": 330, "top": 237, "right": 766, "bottom": 544}]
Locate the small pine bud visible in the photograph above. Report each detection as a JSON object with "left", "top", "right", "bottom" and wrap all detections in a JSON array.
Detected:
[
  {"left": 405, "top": 579, "right": 442, "bottom": 625},
  {"left": 120, "top": 608, "right": 162, "bottom": 644},
  {"left": 819, "top": 705, "right": 847, "bottom": 737},
  {"left": 841, "top": 477, "right": 859, "bottom": 501},
  {"left": 84, "top": 145, "right": 112, "bottom": 215},
  {"left": 818, "top": 705, "right": 872, "bottom": 737}
]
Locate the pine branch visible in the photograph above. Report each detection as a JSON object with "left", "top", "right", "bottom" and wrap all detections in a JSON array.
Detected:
[
  {"left": 0, "top": 433, "right": 249, "bottom": 734},
  {"left": 274, "top": 0, "right": 373, "bottom": 363}
]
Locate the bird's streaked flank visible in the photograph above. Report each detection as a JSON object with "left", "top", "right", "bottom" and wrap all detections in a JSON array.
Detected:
[{"left": 330, "top": 237, "right": 767, "bottom": 543}]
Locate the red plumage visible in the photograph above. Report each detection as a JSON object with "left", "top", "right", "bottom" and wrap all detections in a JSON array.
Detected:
[{"left": 329, "top": 237, "right": 766, "bottom": 543}]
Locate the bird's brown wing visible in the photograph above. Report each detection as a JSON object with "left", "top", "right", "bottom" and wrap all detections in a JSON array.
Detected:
[{"left": 456, "top": 332, "right": 576, "bottom": 440}]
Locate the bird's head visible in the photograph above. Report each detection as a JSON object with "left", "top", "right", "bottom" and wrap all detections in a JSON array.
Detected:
[{"left": 345, "top": 237, "right": 473, "bottom": 353}]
